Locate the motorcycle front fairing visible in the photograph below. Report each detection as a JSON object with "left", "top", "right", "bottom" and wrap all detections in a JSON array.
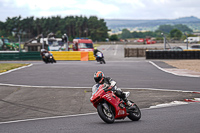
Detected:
[
  {"left": 102, "top": 92, "right": 127, "bottom": 119},
  {"left": 90, "top": 87, "right": 106, "bottom": 108}
]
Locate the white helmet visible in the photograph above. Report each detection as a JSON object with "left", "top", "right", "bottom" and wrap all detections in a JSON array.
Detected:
[{"left": 41, "top": 49, "right": 45, "bottom": 52}]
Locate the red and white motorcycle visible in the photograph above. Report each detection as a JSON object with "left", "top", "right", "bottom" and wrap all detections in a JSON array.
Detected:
[{"left": 90, "top": 84, "right": 141, "bottom": 123}]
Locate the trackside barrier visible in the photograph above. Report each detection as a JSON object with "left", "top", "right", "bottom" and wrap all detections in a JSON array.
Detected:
[
  {"left": 0, "top": 51, "right": 96, "bottom": 61},
  {"left": 50, "top": 51, "right": 95, "bottom": 61},
  {"left": 88, "top": 51, "right": 96, "bottom": 60},
  {"left": 0, "top": 52, "right": 41, "bottom": 60},
  {"left": 146, "top": 50, "right": 200, "bottom": 59},
  {"left": 81, "top": 52, "right": 88, "bottom": 61},
  {"left": 124, "top": 48, "right": 163, "bottom": 57}
]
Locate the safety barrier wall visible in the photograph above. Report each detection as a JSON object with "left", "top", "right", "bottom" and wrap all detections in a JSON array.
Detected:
[
  {"left": 0, "top": 52, "right": 41, "bottom": 60},
  {"left": 50, "top": 51, "right": 95, "bottom": 61},
  {"left": 146, "top": 50, "right": 200, "bottom": 59},
  {"left": 0, "top": 51, "right": 96, "bottom": 61}
]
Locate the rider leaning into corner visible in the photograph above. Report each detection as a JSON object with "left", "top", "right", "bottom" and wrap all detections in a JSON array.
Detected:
[
  {"left": 92, "top": 71, "right": 133, "bottom": 107},
  {"left": 40, "top": 49, "right": 49, "bottom": 62},
  {"left": 40, "top": 49, "right": 56, "bottom": 63},
  {"left": 93, "top": 47, "right": 100, "bottom": 57},
  {"left": 93, "top": 47, "right": 104, "bottom": 61}
]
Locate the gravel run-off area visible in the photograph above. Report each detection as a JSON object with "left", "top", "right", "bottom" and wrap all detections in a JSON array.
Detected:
[{"left": 163, "top": 60, "right": 200, "bottom": 72}]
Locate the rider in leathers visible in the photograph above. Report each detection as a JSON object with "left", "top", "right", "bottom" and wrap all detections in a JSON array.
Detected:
[{"left": 92, "top": 71, "right": 132, "bottom": 107}]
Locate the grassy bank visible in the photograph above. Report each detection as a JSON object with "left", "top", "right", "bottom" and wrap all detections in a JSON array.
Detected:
[{"left": 0, "top": 63, "right": 30, "bottom": 73}]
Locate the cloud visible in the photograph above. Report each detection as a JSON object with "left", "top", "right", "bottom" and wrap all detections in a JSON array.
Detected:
[
  {"left": 0, "top": 0, "right": 200, "bottom": 21},
  {"left": 14, "top": 0, "right": 77, "bottom": 10}
]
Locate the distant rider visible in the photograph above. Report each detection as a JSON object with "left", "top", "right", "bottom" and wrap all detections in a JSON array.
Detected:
[
  {"left": 92, "top": 71, "right": 132, "bottom": 107},
  {"left": 40, "top": 49, "right": 48, "bottom": 62},
  {"left": 93, "top": 47, "right": 104, "bottom": 62},
  {"left": 40, "top": 49, "right": 56, "bottom": 63}
]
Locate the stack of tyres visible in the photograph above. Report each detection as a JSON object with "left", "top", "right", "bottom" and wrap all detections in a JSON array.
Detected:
[
  {"left": 153, "top": 51, "right": 156, "bottom": 59},
  {"left": 191, "top": 51, "right": 195, "bottom": 59},
  {"left": 167, "top": 51, "right": 170, "bottom": 59},
  {"left": 198, "top": 51, "right": 200, "bottom": 59},
  {"left": 155, "top": 51, "right": 160, "bottom": 59},
  {"left": 188, "top": 51, "right": 191, "bottom": 59},
  {"left": 162, "top": 51, "right": 166, "bottom": 59},
  {"left": 145, "top": 51, "right": 148, "bottom": 59},
  {"left": 192, "top": 51, "right": 195, "bottom": 59},
  {"left": 173, "top": 51, "right": 177, "bottom": 59},
  {"left": 177, "top": 51, "right": 182, "bottom": 59},
  {"left": 146, "top": 51, "right": 150, "bottom": 59},
  {"left": 194, "top": 51, "right": 198, "bottom": 59},
  {"left": 159, "top": 51, "right": 163, "bottom": 59},
  {"left": 182, "top": 51, "right": 186, "bottom": 59},
  {"left": 166, "top": 51, "right": 168, "bottom": 59},
  {"left": 166, "top": 51, "right": 169, "bottom": 59},
  {"left": 174, "top": 51, "right": 178, "bottom": 59},
  {"left": 149, "top": 51, "right": 154, "bottom": 59},
  {"left": 186, "top": 51, "right": 190, "bottom": 59},
  {"left": 181, "top": 51, "right": 184, "bottom": 59},
  {"left": 169, "top": 51, "right": 174, "bottom": 59}
]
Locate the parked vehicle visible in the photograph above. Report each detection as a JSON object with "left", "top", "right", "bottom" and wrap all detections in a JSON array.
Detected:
[
  {"left": 137, "top": 38, "right": 156, "bottom": 44},
  {"left": 0, "top": 37, "right": 19, "bottom": 50},
  {"left": 25, "top": 33, "right": 68, "bottom": 52},
  {"left": 72, "top": 38, "right": 94, "bottom": 51},
  {"left": 171, "top": 46, "right": 192, "bottom": 51},
  {"left": 190, "top": 44, "right": 200, "bottom": 49},
  {"left": 90, "top": 84, "right": 141, "bottom": 123},
  {"left": 184, "top": 37, "right": 200, "bottom": 43}
]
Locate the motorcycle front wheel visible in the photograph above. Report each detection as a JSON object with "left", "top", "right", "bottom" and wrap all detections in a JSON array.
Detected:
[
  {"left": 97, "top": 104, "right": 115, "bottom": 124},
  {"left": 127, "top": 104, "right": 141, "bottom": 121}
]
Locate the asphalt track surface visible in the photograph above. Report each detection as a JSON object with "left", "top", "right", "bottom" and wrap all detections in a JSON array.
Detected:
[
  {"left": 0, "top": 60, "right": 199, "bottom": 91},
  {"left": 0, "top": 44, "right": 200, "bottom": 132},
  {"left": 1, "top": 103, "right": 200, "bottom": 133}
]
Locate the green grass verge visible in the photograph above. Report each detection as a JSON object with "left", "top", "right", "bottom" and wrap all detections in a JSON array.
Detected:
[
  {"left": 93, "top": 44, "right": 100, "bottom": 48},
  {"left": 0, "top": 63, "right": 30, "bottom": 73}
]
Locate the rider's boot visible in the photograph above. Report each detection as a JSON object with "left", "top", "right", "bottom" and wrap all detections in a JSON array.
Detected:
[
  {"left": 114, "top": 90, "right": 133, "bottom": 107},
  {"left": 123, "top": 98, "right": 132, "bottom": 107},
  {"left": 122, "top": 92, "right": 132, "bottom": 107}
]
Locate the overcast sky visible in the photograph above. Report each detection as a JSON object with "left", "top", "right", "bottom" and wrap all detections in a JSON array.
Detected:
[{"left": 0, "top": 0, "right": 200, "bottom": 22}]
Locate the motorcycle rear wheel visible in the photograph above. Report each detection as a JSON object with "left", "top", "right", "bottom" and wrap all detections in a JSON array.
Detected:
[
  {"left": 102, "top": 58, "right": 106, "bottom": 64},
  {"left": 97, "top": 104, "right": 115, "bottom": 124},
  {"left": 127, "top": 104, "right": 141, "bottom": 121}
]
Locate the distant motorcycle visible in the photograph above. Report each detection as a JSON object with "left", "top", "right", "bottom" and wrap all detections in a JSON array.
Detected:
[
  {"left": 90, "top": 84, "right": 141, "bottom": 123},
  {"left": 43, "top": 53, "right": 56, "bottom": 64},
  {"left": 96, "top": 52, "right": 106, "bottom": 64}
]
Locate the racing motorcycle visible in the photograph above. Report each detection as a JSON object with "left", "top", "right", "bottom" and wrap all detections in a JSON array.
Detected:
[
  {"left": 90, "top": 84, "right": 141, "bottom": 124},
  {"left": 43, "top": 53, "right": 56, "bottom": 64},
  {"left": 96, "top": 52, "right": 106, "bottom": 64}
]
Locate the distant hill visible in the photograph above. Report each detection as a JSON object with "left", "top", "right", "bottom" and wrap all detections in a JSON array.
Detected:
[{"left": 105, "top": 16, "right": 200, "bottom": 33}]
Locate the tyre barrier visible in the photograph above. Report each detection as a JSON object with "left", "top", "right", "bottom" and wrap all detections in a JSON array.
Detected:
[{"left": 146, "top": 50, "right": 200, "bottom": 59}]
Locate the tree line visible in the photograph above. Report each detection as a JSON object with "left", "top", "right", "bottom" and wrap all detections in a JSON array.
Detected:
[
  {"left": 110, "top": 24, "right": 194, "bottom": 41},
  {"left": 0, "top": 15, "right": 109, "bottom": 41}
]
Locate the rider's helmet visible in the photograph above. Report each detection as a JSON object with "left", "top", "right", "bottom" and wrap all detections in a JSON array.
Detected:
[
  {"left": 41, "top": 49, "right": 45, "bottom": 52},
  {"left": 94, "top": 71, "right": 104, "bottom": 84}
]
